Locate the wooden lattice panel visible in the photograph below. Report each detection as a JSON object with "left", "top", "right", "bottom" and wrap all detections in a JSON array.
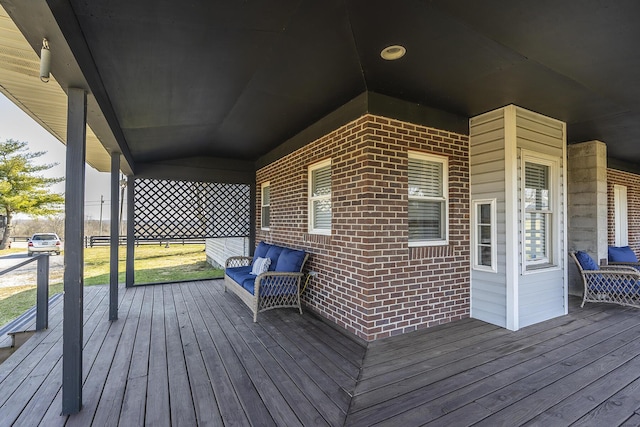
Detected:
[{"left": 134, "top": 178, "right": 250, "bottom": 239}]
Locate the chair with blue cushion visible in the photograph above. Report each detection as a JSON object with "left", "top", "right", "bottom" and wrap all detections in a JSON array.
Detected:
[
  {"left": 570, "top": 250, "right": 640, "bottom": 309},
  {"left": 224, "top": 241, "right": 309, "bottom": 321}
]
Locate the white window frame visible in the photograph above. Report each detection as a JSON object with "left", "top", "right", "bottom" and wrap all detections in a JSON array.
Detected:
[
  {"left": 472, "top": 199, "right": 497, "bottom": 272},
  {"left": 261, "top": 181, "right": 270, "bottom": 230},
  {"left": 408, "top": 151, "right": 449, "bottom": 247},
  {"left": 614, "top": 184, "right": 628, "bottom": 246},
  {"left": 521, "top": 151, "right": 559, "bottom": 272},
  {"left": 308, "top": 159, "right": 332, "bottom": 235}
]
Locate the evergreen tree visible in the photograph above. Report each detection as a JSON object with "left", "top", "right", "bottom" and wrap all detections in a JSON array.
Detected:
[{"left": 0, "top": 139, "right": 64, "bottom": 249}]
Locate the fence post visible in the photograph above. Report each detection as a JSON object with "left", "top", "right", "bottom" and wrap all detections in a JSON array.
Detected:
[{"left": 36, "top": 254, "right": 50, "bottom": 330}]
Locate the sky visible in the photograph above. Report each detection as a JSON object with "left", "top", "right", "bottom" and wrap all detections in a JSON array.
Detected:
[{"left": 0, "top": 93, "right": 114, "bottom": 220}]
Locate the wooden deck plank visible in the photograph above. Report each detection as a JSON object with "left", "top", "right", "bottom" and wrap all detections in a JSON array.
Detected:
[
  {"left": 527, "top": 353, "right": 640, "bottom": 426},
  {"left": 144, "top": 285, "right": 171, "bottom": 427},
  {"left": 179, "top": 282, "right": 250, "bottom": 425},
  {"left": 351, "top": 308, "right": 640, "bottom": 426},
  {"left": 221, "top": 286, "right": 354, "bottom": 413},
  {"left": 0, "top": 286, "right": 101, "bottom": 386},
  {"left": 573, "top": 377, "right": 640, "bottom": 426},
  {"left": 189, "top": 282, "right": 299, "bottom": 425},
  {"left": 66, "top": 285, "right": 138, "bottom": 427},
  {"left": 91, "top": 286, "right": 145, "bottom": 426},
  {"left": 118, "top": 285, "right": 153, "bottom": 426},
  {"left": 172, "top": 283, "right": 226, "bottom": 425},
  {"left": 470, "top": 327, "right": 640, "bottom": 425},
  {"left": 17, "top": 286, "right": 107, "bottom": 427},
  {"left": 203, "top": 280, "right": 344, "bottom": 426},
  {"left": 0, "top": 286, "right": 107, "bottom": 419},
  {"left": 163, "top": 285, "right": 198, "bottom": 427}
]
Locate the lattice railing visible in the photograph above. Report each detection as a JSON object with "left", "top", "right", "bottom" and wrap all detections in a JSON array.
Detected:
[{"left": 134, "top": 178, "right": 250, "bottom": 240}]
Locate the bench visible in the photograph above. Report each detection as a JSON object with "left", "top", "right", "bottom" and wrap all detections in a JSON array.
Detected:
[
  {"left": 571, "top": 250, "right": 640, "bottom": 309},
  {"left": 224, "top": 241, "right": 309, "bottom": 322}
]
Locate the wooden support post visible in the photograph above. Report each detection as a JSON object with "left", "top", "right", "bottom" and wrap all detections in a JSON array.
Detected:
[
  {"left": 62, "top": 87, "right": 87, "bottom": 415},
  {"left": 109, "top": 152, "right": 120, "bottom": 320},
  {"left": 35, "top": 254, "right": 49, "bottom": 330},
  {"left": 126, "top": 175, "right": 135, "bottom": 287}
]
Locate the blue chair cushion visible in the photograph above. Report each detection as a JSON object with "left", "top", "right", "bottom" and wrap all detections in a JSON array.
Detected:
[
  {"left": 608, "top": 246, "right": 638, "bottom": 263},
  {"left": 575, "top": 251, "right": 599, "bottom": 271},
  {"left": 252, "top": 241, "right": 271, "bottom": 263},
  {"left": 274, "top": 248, "right": 307, "bottom": 272},
  {"left": 264, "top": 245, "right": 285, "bottom": 271},
  {"left": 226, "top": 266, "right": 253, "bottom": 285}
]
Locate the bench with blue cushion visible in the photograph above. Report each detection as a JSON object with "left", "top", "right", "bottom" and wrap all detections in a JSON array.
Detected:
[
  {"left": 570, "top": 250, "right": 640, "bottom": 309},
  {"left": 224, "top": 241, "right": 309, "bottom": 322}
]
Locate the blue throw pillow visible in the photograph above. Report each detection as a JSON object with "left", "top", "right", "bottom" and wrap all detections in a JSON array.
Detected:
[
  {"left": 274, "top": 248, "right": 307, "bottom": 272},
  {"left": 575, "top": 251, "right": 599, "bottom": 271},
  {"left": 250, "top": 257, "right": 271, "bottom": 275},
  {"left": 608, "top": 246, "right": 638, "bottom": 263}
]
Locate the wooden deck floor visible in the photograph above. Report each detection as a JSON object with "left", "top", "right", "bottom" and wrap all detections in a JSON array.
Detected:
[{"left": 2, "top": 280, "right": 640, "bottom": 426}]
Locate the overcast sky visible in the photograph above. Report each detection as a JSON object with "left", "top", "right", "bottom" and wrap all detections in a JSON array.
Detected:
[{"left": 0, "top": 93, "right": 114, "bottom": 220}]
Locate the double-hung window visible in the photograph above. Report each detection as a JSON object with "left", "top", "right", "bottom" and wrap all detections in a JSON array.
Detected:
[
  {"left": 261, "top": 182, "right": 270, "bottom": 230},
  {"left": 308, "top": 159, "right": 331, "bottom": 234},
  {"left": 523, "top": 156, "right": 556, "bottom": 269},
  {"left": 408, "top": 151, "right": 448, "bottom": 246}
]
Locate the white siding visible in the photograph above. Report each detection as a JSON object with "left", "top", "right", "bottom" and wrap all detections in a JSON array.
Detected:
[
  {"left": 470, "top": 109, "right": 507, "bottom": 327},
  {"left": 205, "top": 237, "right": 249, "bottom": 268},
  {"left": 470, "top": 105, "right": 567, "bottom": 330},
  {"left": 515, "top": 107, "right": 567, "bottom": 328}
]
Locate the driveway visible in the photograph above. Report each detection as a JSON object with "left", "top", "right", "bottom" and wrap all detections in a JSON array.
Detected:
[{"left": 0, "top": 251, "right": 65, "bottom": 289}]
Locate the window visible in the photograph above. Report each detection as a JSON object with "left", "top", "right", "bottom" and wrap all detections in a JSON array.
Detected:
[
  {"left": 523, "top": 157, "right": 555, "bottom": 268},
  {"left": 408, "top": 151, "right": 448, "bottom": 246},
  {"left": 472, "top": 199, "right": 496, "bottom": 272},
  {"left": 308, "top": 159, "right": 331, "bottom": 234},
  {"left": 614, "top": 184, "right": 628, "bottom": 246},
  {"left": 261, "top": 182, "right": 270, "bottom": 230}
]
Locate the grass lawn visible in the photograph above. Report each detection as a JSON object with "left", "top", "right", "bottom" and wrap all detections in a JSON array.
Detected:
[{"left": 0, "top": 244, "right": 223, "bottom": 327}]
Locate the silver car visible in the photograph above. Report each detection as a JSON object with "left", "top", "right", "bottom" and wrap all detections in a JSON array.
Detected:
[{"left": 27, "top": 233, "right": 62, "bottom": 256}]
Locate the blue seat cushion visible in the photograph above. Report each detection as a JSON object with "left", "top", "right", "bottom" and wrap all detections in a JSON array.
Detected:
[
  {"left": 226, "top": 266, "right": 253, "bottom": 287},
  {"left": 274, "top": 248, "right": 307, "bottom": 272},
  {"left": 589, "top": 275, "right": 640, "bottom": 294},
  {"left": 575, "top": 251, "right": 599, "bottom": 271},
  {"left": 264, "top": 245, "right": 285, "bottom": 271},
  {"left": 608, "top": 246, "right": 638, "bottom": 263}
]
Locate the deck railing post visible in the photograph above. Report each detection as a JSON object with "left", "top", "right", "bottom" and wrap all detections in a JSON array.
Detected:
[{"left": 35, "top": 254, "right": 50, "bottom": 330}]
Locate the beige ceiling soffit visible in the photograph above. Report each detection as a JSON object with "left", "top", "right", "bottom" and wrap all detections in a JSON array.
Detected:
[{"left": 0, "top": 4, "right": 112, "bottom": 172}]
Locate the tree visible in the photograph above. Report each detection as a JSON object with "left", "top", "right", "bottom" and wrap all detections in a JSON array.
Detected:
[{"left": 0, "top": 139, "right": 64, "bottom": 249}]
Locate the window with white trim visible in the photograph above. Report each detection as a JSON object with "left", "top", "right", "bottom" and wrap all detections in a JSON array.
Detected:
[
  {"left": 523, "top": 157, "right": 555, "bottom": 269},
  {"left": 473, "top": 199, "right": 497, "bottom": 272},
  {"left": 308, "top": 159, "right": 331, "bottom": 234},
  {"left": 408, "top": 151, "right": 448, "bottom": 246},
  {"left": 261, "top": 182, "right": 270, "bottom": 230}
]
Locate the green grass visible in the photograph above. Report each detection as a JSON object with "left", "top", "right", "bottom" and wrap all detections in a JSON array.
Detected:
[{"left": 0, "top": 244, "right": 223, "bottom": 326}]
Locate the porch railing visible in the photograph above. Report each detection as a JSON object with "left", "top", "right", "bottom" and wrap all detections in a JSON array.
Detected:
[{"left": 0, "top": 254, "right": 50, "bottom": 330}]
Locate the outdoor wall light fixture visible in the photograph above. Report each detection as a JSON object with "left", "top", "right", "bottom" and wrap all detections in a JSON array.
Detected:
[
  {"left": 40, "top": 38, "right": 51, "bottom": 83},
  {"left": 380, "top": 45, "right": 406, "bottom": 61}
]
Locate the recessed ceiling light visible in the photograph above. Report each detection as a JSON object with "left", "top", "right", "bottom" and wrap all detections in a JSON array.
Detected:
[{"left": 380, "top": 45, "right": 406, "bottom": 61}]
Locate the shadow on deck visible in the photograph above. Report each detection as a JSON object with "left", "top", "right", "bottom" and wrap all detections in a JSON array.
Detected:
[{"left": 1, "top": 281, "right": 640, "bottom": 426}]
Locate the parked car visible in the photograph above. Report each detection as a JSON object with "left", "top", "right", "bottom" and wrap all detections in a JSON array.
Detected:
[{"left": 27, "top": 233, "right": 62, "bottom": 256}]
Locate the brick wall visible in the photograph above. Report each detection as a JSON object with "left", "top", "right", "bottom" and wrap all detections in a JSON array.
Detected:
[
  {"left": 256, "top": 114, "right": 470, "bottom": 341},
  {"left": 607, "top": 168, "right": 640, "bottom": 254}
]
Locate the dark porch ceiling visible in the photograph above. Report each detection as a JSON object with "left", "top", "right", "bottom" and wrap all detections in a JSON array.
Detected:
[{"left": 6, "top": 0, "right": 640, "bottom": 173}]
